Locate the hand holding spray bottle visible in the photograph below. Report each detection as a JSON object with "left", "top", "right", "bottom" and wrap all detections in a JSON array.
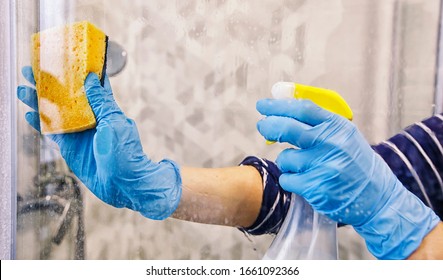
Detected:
[{"left": 262, "top": 82, "right": 353, "bottom": 260}]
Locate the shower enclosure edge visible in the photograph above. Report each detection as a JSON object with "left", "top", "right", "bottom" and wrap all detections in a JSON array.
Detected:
[{"left": 0, "top": 0, "right": 17, "bottom": 260}]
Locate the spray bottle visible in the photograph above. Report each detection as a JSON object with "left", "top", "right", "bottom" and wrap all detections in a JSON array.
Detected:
[{"left": 262, "top": 82, "right": 353, "bottom": 260}]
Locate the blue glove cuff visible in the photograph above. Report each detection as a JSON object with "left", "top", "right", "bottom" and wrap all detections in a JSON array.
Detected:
[
  {"left": 137, "top": 159, "right": 183, "bottom": 221},
  {"left": 354, "top": 179, "right": 440, "bottom": 259}
]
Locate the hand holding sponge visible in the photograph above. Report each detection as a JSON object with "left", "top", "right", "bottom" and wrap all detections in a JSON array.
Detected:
[{"left": 19, "top": 21, "right": 183, "bottom": 220}]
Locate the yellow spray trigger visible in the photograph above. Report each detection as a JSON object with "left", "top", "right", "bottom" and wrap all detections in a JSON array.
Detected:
[{"left": 266, "top": 82, "right": 353, "bottom": 144}]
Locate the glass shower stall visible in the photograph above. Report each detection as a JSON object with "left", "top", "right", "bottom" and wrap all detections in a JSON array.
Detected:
[{"left": 1, "top": 0, "right": 442, "bottom": 260}]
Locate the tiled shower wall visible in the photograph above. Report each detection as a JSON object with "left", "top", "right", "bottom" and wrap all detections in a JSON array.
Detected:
[{"left": 15, "top": 0, "right": 440, "bottom": 259}]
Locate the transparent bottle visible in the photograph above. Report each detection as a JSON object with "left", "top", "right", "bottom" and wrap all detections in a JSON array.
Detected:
[
  {"left": 263, "top": 193, "right": 338, "bottom": 259},
  {"left": 263, "top": 81, "right": 353, "bottom": 260}
]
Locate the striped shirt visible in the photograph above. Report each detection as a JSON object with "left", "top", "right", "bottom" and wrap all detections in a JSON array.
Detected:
[{"left": 240, "top": 114, "right": 443, "bottom": 235}]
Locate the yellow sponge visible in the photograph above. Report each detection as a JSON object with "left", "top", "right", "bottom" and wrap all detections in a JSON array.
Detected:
[{"left": 31, "top": 21, "right": 108, "bottom": 134}]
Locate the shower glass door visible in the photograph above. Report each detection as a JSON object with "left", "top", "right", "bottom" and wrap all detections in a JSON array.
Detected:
[{"left": 12, "top": 0, "right": 441, "bottom": 260}]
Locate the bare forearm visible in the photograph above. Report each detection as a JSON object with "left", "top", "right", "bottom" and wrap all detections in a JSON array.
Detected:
[
  {"left": 171, "top": 165, "right": 263, "bottom": 228},
  {"left": 408, "top": 222, "right": 443, "bottom": 260}
]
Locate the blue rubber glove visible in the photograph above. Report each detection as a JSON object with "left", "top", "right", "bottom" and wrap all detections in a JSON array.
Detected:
[
  {"left": 17, "top": 66, "right": 182, "bottom": 220},
  {"left": 256, "top": 98, "right": 440, "bottom": 259}
]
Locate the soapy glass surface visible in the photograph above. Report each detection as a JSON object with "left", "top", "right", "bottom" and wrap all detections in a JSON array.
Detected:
[{"left": 13, "top": 0, "right": 439, "bottom": 260}]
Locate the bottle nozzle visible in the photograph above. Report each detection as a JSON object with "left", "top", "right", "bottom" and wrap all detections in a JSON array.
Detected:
[{"left": 271, "top": 82, "right": 296, "bottom": 99}]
